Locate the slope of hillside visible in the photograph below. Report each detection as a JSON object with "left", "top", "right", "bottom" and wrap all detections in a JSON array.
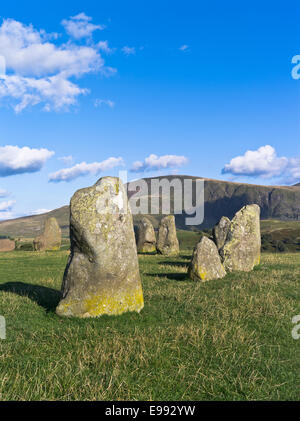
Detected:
[
  {"left": 0, "top": 175, "right": 300, "bottom": 238},
  {"left": 0, "top": 206, "right": 69, "bottom": 238},
  {"left": 128, "top": 175, "right": 300, "bottom": 229}
]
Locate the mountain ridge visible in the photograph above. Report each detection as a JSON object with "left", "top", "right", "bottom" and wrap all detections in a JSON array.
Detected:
[{"left": 0, "top": 175, "right": 300, "bottom": 238}]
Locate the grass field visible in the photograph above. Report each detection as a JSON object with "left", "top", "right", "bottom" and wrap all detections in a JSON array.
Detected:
[{"left": 0, "top": 250, "right": 299, "bottom": 401}]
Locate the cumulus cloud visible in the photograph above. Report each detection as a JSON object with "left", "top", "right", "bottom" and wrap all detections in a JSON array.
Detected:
[
  {"left": 94, "top": 98, "right": 115, "bottom": 108},
  {"left": 222, "top": 145, "right": 288, "bottom": 178},
  {"left": 222, "top": 145, "right": 300, "bottom": 184},
  {"left": 0, "top": 200, "right": 16, "bottom": 211},
  {"left": 61, "top": 13, "right": 105, "bottom": 40},
  {"left": 131, "top": 154, "right": 188, "bottom": 173},
  {"left": 0, "top": 17, "right": 115, "bottom": 112},
  {"left": 122, "top": 46, "right": 136, "bottom": 56},
  {"left": 0, "top": 145, "right": 54, "bottom": 177},
  {"left": 49, "top": 157, "right": 124, "bottom": 182}
]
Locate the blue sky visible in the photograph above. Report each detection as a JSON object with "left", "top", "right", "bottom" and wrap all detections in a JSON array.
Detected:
[{"left": 0, "top": 0, "right": 300, "bottom": 219}]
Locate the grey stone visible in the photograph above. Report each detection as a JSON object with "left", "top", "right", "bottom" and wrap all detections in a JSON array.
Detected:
[
  {"left": 157, "top": 215, "right": 180, "bottom": 256},
  {"left": 220, "top": 204, "right": 261, "bottom": 272},
  {"left": 188, "top": 236, "right": 226, "bottom": 281},
  {"left": 213, "top": 216, "right": 231, "bottom": 251},
  {"left": 56, "top": 177, "right": 144, "bottom": 318},
  {"left": 34, "top": 217, "right": 61, "bottom": 251},
  {"left": 136, "top": 217, "right": 156, "bottom": 253}
]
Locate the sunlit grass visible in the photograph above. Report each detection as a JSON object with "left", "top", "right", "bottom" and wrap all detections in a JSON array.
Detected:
[{"left": 0, "top": 250, "right": 299, "bottom": 400}]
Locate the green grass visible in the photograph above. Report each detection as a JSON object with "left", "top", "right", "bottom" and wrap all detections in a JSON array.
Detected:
[
  {"left": 0, "top": 250, "right": 299, "bottom": 401},
  {"left": 260, "top": 219, "right": 300, "bottom": 232}
]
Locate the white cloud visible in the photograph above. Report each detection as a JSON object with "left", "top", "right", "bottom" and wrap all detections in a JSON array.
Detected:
[
  {"left": 0, "top": 188, "right": 10, "bottom": 197},
  {"left": 122, "top": 46, "right": 136, "bottom": 56},
  {"left": 0, "top": 74, "right": 89, "bottom": 113},
  {"left": 61, "top": 13, "right": 105, "bottom": 39},
  {"left": 49, "top": 157, "right": 124, "bottom": 182},
  {"left": 179, "top": 45, "right": 189, "bottom": 51},
  {"left": 0, "top": 200, "right": 16, "bottom": 211},
  {"left": 29, "top": 208, "right": 52, "bottom": 215},
  {"left": 0, "top": 145, "right": 54, "bottom": 177},
  {"left": 287, "top": 158, "right": 300, "bottom": 183},
  {"left": 0, "top": 18, "right": 103, "bottom": 77},
  {"left": 0, "top": 17, "right": 115, "bottom": 112},
  {"left": 97, "top": 41, "right": 114, "bottom": 54},
  {"left": 222, "top": 145, "right": 288, "bottom": 178},
  {"left": 131, "top": 154, "right": 188, "bottom": 173},
  {"left": 222, "top": 145, "right": 300, "bottom": 184},
  {"left": 94, "top": 98, "right": 115, "bottom": 108}
]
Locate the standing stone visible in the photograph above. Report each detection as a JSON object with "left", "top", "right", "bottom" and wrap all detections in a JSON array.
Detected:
[
  {"left": 188, "top": 236, "right": 226, "bottom": 281},
  {"left": 56, "top": 177, "right": 144, "bottom": 318},
  {"left": 220, "top": 204, "right": 261, "bottom": 272},
  {"left": 0, "top": 239, "right": 15, "bottom": 252},
  {"left": 33, "top": 217, "right": 61, "bottom": 251},
  {"left": 157, "top": 215, "right": 180, "bottom": 256},
  {"left": 213, "top": 216, "right": 231, "bottom": 251},
  {"left": 136, "top": 217, "right": 156, "bottom": 253}
]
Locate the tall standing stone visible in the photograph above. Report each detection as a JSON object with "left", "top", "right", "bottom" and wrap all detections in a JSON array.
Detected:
[
  {"left": 56, "top": 177, "right": 144, "bottom": 318},
  {"left": 220, "top": 204, "right": 261, "bottom": 272},
  {"left": 156, "top": 215, "right": 180, "bottom": 256},
  {"left": 136, "top": 217, "right": 156, "bottom": 253},
  {"left": 33, "top": 217, "right": 61, "bottom": 251},
  {"left": 213, "top": 216, "right": 231, "bottom": 251},
  {"left": 188, "top": 236, "right": 226, "bottom": 281}
]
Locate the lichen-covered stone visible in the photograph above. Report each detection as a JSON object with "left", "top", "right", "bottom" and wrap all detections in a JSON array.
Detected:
[
  {"left": 156, "top": 215, "right": 180, "bottom": 256},
  {"left": 33, "top": 217, "right": 61, "bottom": 251},
  {"left": 188, "top": 236, "right": 226, "bottom": 281},
  {"left": 213, "top": 216, "right": 231, "bottom": 251},
  {"left": 136, "top": 217, "right": 156, "bottom": 253},
  {"left": 56, "top": 177, "right": 144, "bottom": 318},
  {"left": 0, "top": 239, "right": 15, "bottom": 252},
  {"left": 220, "top": 204, "right": 261, "bottom": 272}
]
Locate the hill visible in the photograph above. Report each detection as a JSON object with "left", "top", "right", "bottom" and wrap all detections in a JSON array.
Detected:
[
  {"left": 0, "top": 206, "right": 69, "bottom": 239},
  {"left": 1, "top": 175, "right": 300, "bottom": 238}
]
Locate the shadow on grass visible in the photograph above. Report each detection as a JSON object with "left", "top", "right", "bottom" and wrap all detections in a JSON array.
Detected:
[
  {"left": 146, "top": 272, "right": 190, "bottom": 282},
  {"left": 180, "top": 254, "right": 193, "bottom": 261},
  {"left": 0, "top": 282, "right": 62, "bottom": 312},
  {"left": 160, "top": 261, "right": 189, "bottom": 268}
]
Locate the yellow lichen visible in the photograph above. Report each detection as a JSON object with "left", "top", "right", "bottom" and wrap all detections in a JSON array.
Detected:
[{"left": 57, "top": 287, "right": 144, "bottom": 318}]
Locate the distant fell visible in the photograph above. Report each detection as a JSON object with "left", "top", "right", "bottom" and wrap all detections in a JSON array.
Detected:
[{"left": 1, "top": 176, "right": 300, "bottom": 238}]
